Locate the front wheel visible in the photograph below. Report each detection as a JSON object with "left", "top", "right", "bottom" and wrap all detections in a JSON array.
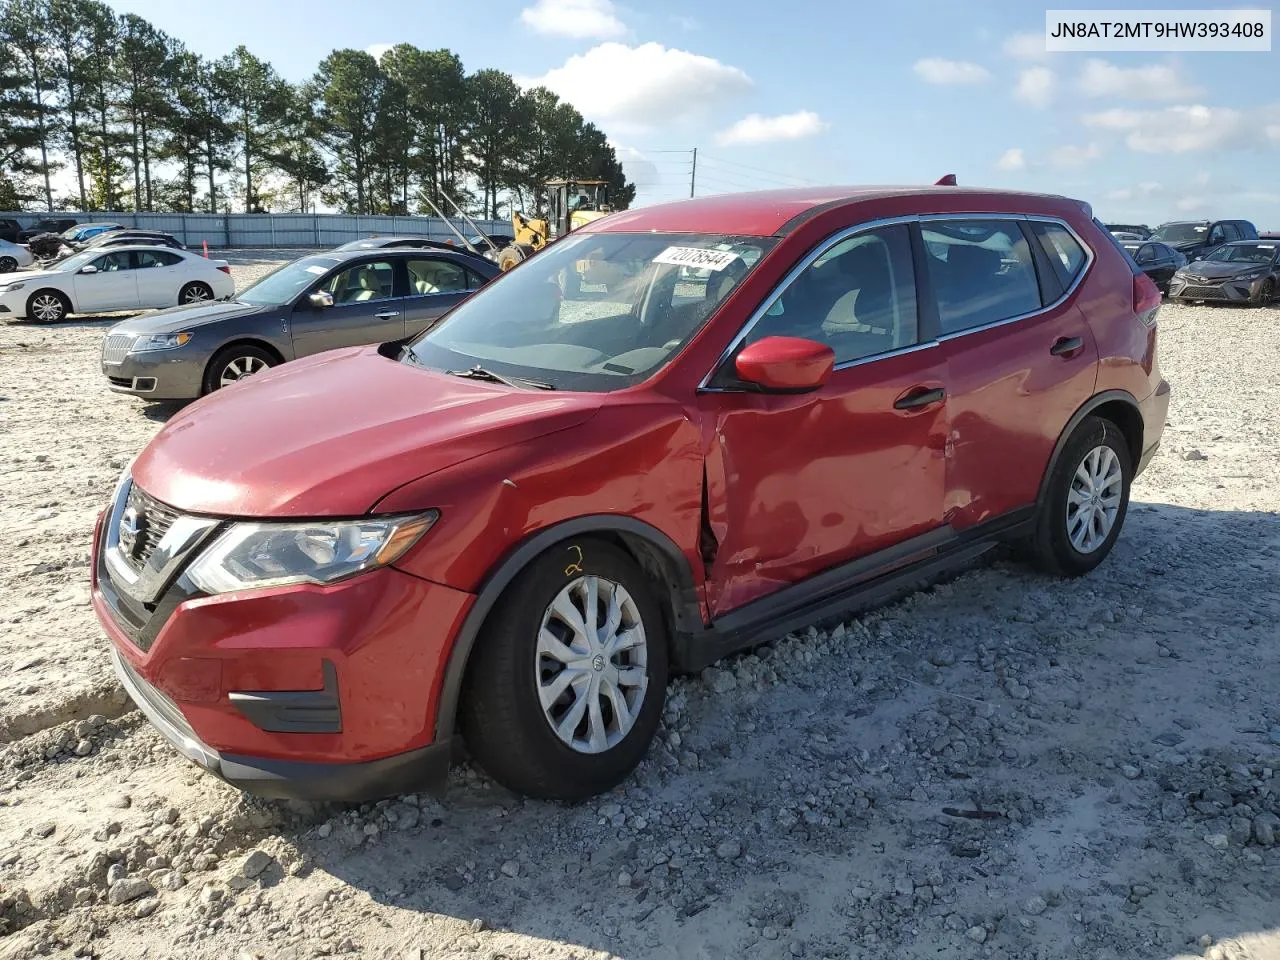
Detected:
[
  {"left": 26, "top": 289, "right": 70, "bottom": 323},
  {"left": 461, "top": 538, "right": 669, "bottom": 801},
  {"left": 1253, "top": 278, "right": 1275, "bottom": 306},
  {"left": 1029, "top": 415, "right": 1132, "bottom": 577},
  {"left": 202, "top": 344, "right": 277, "bottom": 394}
]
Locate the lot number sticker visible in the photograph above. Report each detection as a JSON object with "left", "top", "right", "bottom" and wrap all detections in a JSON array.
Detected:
[{"left": 653, "top": 246, "right": 741, "bottom": 271}]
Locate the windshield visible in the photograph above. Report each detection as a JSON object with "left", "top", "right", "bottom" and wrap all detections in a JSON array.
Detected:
[
  {"left": 405, "top": 231, "right": 777, "bottom": 391},
  {"left": 1152, "top": 223, "right": 1208, "bottom": 244},
  {"left": 238, "top": 255, "right": 341, "bottom": 305},
  {"left": 55, "top": 250, "right": 99, "bottom": 272},
  {"left": 1202, "top": 243, "right": 1275, "bottom": 265}
]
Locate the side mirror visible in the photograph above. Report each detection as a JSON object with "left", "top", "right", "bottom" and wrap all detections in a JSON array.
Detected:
[
  {"left": 308, "top": 290, "right": 334, "bottom": 309},
  {"left": 80, "top": 264, "right": 98, "bottom": 274},
  {"left": 735, "top": 336, "right": 835, "bottom": 393}
]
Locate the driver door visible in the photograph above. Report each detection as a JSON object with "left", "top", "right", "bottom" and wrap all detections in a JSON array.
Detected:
[
  {"left": 696, "top": 223, "right": 948, "bottom": 616},
  {"left": 289, "top": 258, "right": 405, "bottom": 356},
  {"left": 72, "top": 251, "right": 141, "bottom": 312}
]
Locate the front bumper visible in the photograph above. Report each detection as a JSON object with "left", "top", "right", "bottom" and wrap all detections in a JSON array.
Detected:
[
  {"left": 90, "top": 491, "right": 476, "bottom": 802},
  {"left": 1168, "top": 275, "right": 1265, "bottom": 302},
  {"left": 101, "top": 349, "right": 206, "bottom": 400}
]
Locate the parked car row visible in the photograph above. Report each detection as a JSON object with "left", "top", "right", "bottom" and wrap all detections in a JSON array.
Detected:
[{"left": 1106, "top": 218, "right": 1277, "bottom": 304}]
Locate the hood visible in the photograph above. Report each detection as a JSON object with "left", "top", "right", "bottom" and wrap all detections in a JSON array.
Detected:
[
  {"left": 131, "top": 346, "right": 602, "bottom": 517},
  {"left": 1179, "top": 260, "right": 1269, "bottom": 280},
  {"left": 1166, "top": 238, "right": 1209, "bottom": 252},
  {"left": 1, "top": 268, "right": 62, "bottom": 284},
  {"left": 109, "top": 299, "right": 275, "bottom": 335}
]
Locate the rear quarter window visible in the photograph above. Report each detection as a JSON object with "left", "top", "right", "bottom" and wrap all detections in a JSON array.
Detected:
[{"left": 1028, "top": 221, "right": 1088, "bottom": 289}]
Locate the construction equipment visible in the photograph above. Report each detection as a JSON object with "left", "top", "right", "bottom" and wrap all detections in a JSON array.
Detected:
[{"left": 496, "top": 179, "right": 611, "bottom": 271}]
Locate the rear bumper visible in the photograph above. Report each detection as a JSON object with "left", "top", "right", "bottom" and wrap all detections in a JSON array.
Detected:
[
  {"left": 112, "top": 647, "right": 450, "bottom": 801},
  {"left": 1136, "top": 378, "right": 1171, "bottom": 477}
]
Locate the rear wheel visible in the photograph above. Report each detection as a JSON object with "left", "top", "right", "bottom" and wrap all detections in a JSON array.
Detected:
[
  {"left": 0, "top": 256, "right": 17, "bottom": 273},
  {"left": 179, "top": 281, "right": 213, "bottom": 305},
  {"left": 1029, "top": 415, "right": 1132, "bottom": 577},
  {"left": 202, "top": 344, "right": 277, "bottom": 394},
  {"left": 26, "top": 289, "right": 70, "bottom": 323},
  {"left": 461, "top": 538, "right": 669, "bottom": 801}
]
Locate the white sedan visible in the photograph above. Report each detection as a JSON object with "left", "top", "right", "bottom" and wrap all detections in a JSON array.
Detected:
[
  {"left": 0, "top": 238, "right": 35, "bottom": 273},
  {"left": 0, "top": 245, "right": 234, "bottom": 322}
]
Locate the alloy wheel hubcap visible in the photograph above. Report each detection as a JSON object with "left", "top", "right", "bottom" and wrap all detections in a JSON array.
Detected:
[
  {"left": 219, "top": 355, "right": 267, "bottom": 387},
  {"left": 1066, "top": 444, "right": 1122, "bottom": 553},
  {"left": 183, "top": 285, "right": 210, "bottom": 303},
  {"left": 0, "top": 258, "right": 15, "bottom": 272},
  {"left": 32, "top": 295, "right": 63, "bottom": 321},
  {"left": 536, "top": 575, "right": 648, "bottom": 754}
]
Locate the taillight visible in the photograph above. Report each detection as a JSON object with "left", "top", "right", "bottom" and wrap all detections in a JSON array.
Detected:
[
  {"left": 1133, "top": 272, "right": 1161, "bottom": 328},
  {"left": 217, "top": 265, "right": 231, "bottom": 274}
]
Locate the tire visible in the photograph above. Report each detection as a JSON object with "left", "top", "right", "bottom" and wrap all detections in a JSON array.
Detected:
[
  {"left": 496, "top": 244, "right": 526, "bottom": 272},
  {"left": 1029, "top": 415, "right": 1133, "bottom": 577},
  {"left": 26, "top": 289, "right": 70, "bottom": 323},
  {"left": 461, "top": 538, "right": 669, "bottom": 801},
  {"left": 0, "top": 256, "right": 16, "bottom": 273},
  {"left": 1253, "top": 278, "right": 1275, "bottom": 307},
  {"left": 202, "top": 344, "right": 277, "bottom": 394},
  {"left": 179, "top": 281, "right": 214, "bottom": 305}
]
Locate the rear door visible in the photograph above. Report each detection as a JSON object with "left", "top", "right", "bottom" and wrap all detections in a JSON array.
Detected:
[
  {"left": 924, "top": 217, "right": 1098, "bottom": 531},
  {"left": 134, "top": 250, "right": 184, "bottom": 306},
  {"left": 73, "top": 251, "right": 140, "bottom": 312},
  {"left": 402, "top": 256, "right": 486, "bottom": 337},
  {"left": 288, "top": 258, "right": 404, "bottom": 356}
]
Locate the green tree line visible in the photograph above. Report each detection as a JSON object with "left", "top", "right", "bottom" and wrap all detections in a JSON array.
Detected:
[{"left": 0, "top": 0, "right": 634, "bottom": 217}]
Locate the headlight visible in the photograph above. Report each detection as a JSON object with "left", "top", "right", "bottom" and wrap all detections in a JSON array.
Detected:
[
  {"left": 1235, "top": 270, "right": 1266, "bottom": 282},
  {"left": 0, "top": 281, "right": 25, "bottom": 292},
  {"left": 186, "top": 512, "right": 438, "bottom": 594},
  {"left": 129, "top": 332, "right": 193, "bottom": 353}
]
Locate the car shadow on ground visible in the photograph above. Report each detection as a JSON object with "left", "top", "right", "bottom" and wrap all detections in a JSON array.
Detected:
[{"left": 230, "top": 500, "right": 1279, "bottom": 960}]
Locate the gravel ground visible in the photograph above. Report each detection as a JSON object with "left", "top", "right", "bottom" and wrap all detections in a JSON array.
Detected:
[{"left": 1, "top": 255, "right": 1278, "bottom": 960}]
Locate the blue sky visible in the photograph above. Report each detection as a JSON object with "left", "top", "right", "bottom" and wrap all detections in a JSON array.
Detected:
[{"left": 105, "top": 0, "right": 1280, "bottom": 228}]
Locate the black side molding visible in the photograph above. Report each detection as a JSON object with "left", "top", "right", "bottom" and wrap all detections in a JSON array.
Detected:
[{"left": 229, "top": 660, "right": 342, "bottom": 733}]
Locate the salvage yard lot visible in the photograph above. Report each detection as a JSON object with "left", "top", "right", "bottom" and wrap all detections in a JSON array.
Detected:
[{"left": 0, "top": 255, "right": 1278, "bottom": 960}]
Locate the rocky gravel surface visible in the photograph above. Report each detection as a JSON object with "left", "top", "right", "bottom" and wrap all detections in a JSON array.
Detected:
[{"left": 1, "top": 270, "right": 1278, "bottom": 960}]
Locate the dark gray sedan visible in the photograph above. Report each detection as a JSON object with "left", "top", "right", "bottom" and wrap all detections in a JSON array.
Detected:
[
  {"left": 101, "top": 248, "right": 499, "bottom": 400},
  {"left": 1168, "top": 240, "right": 1280, "bottom": 305}
]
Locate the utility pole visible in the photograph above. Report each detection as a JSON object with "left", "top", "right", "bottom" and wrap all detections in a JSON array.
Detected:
[{"left": 690, "top": 147, "right": 698, "bottom": 198}]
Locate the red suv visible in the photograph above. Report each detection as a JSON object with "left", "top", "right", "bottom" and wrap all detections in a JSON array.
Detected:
[{"left": 91, "top": 186, "right": 1169, "bottom": 802}]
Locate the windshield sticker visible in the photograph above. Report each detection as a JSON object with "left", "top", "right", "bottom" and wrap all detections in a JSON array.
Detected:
[
  {"left": 304, "top": 264, "right": 328, "bottom": 275},
  {"left": 1258, "top": 244, "right": 1275, "bottom": 249},
  {"left": 653, "top": 246, "right": 741, "bottom": 271}
]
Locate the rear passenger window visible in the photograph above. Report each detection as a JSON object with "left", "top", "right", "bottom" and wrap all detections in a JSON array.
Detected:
[
  {"left": 743, "top": 225, "right": 918, "bottom": 364},
  {"left": 1029, "top": 221, "right": 1087, "bottom": 287},
  {"left": 921, "top": 220, "right": 1042, "bottom": 335}
]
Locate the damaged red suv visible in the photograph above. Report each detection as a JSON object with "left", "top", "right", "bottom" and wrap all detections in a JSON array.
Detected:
[{"left": 91, "top": 186, "right": 1170, "bottom": 802}]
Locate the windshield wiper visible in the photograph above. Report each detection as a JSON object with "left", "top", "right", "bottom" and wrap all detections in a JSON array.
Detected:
[{"left": 445, "top": 365, "right": 555, "bottom": 390}]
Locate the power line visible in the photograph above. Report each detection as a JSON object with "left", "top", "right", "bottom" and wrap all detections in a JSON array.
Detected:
[{"left": 699, "top": 153, "right": 819, "bottom": 185}]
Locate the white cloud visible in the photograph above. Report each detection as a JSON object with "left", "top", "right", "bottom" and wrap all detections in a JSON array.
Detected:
[
  {"left": 1003, "top": 32, "right": 1048, "bottom": 60},
  {"left": 996, "top": 148, "right": 1027, "bottom": 172},
  {"left": 912, "top": 58, "right": 991, "bottom": 85},
  {"left": 520, "top": 0, "right": 626, "bottom": 39},
  {"left": 521, "top": 42, "right": 752, "bottom": 131},
  {"left": 1081, "top": 104, "right": 1264, "bottom": 152},
  {"left": 1050, "top": 143, "right": 1103, "bottom": 168},
  {"left": 715, "top": 110, "right": 827, "bottom": 146},
  {"left": 1014, "top": 67, "right": 1055, "bottom": 109},
  {"left": 1077, "top": 59, "right": 1202, "bottom": 101},
  {"left": 365, "top": 43, "right": 394, "bottom": 60}
]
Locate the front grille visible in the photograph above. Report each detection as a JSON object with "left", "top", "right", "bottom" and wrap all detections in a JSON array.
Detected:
[
  {"left": 121, "top": 484, "right": 182, "bottom": 572},
  {"left": 102, "top": 333, "right": 134, "bottom": 363},
  {"left": 1179, "top": 285, "right": 1228, "bottom": 300}
]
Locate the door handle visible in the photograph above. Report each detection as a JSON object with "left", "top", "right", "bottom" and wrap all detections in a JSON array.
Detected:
[
  {"left": 375, "top": 310, "right": 401, "bottom": 319},
  {"left": 1050, "top": 336, "right": 1083, "bottom": 357},
  {"left": 893, "top": 386, "right": 945, "bottom": 410}
]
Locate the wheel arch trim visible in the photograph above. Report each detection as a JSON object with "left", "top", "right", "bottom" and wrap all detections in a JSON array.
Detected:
[
  {"left": 1037, "top": 389, "right": 1142, "bottom": 507},
  {"left": 429, "top": 514, "right": 700, "bottom": 745}
]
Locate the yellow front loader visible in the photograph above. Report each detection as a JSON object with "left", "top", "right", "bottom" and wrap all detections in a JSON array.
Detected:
[{"left": 496, "top": 179, "right": 611, "bottom": 271}]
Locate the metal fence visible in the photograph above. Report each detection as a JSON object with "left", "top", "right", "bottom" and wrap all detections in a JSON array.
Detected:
[{"left": 0, "top": 212, "right": 508, "bottom": 249}]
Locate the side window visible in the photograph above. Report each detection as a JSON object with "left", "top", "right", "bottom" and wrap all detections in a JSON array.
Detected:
[
  {"left": 922, "top": 220, "right": 1042, "bottom": 335},
  {"left": 93, "top": 252, "right": 133, "bottom": 272},
  {"left": 319, "top": 261, "right": 395, "bottom": 304},
  {"left": 136, "top": 250, "right": 182, "bottom": 268},
  {"left": 1029, "top": 221, "right": 1088, "bottom": 287},
  {"left": 405, "top": 258, "right": 469, "bottom": 295},
  {"left": 743, "top": 224, "right": 918, "bottom": 364},
  {"left": 1134, "top": 244, "right": 1156, "bottom": 265},
  {"left": 465, "top": 267, "right": 490, "bottom": 290},
  {"left": 1208, "top": 225, "right": 1225, "bottom": 245}
]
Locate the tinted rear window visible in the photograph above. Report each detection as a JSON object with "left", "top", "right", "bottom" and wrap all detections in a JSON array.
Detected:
[{"left": 1028, "top": 221, "right": 1088, "bottom": 289}]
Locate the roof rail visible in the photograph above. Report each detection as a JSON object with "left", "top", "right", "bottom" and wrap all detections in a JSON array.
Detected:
[{"left": 935, "top": 174, "right": 957, "bottom": 186}]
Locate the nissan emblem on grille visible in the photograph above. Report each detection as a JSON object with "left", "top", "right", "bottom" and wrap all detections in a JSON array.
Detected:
[{"left": 119, "top": 505, "right": 147, "bottom": 559}]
